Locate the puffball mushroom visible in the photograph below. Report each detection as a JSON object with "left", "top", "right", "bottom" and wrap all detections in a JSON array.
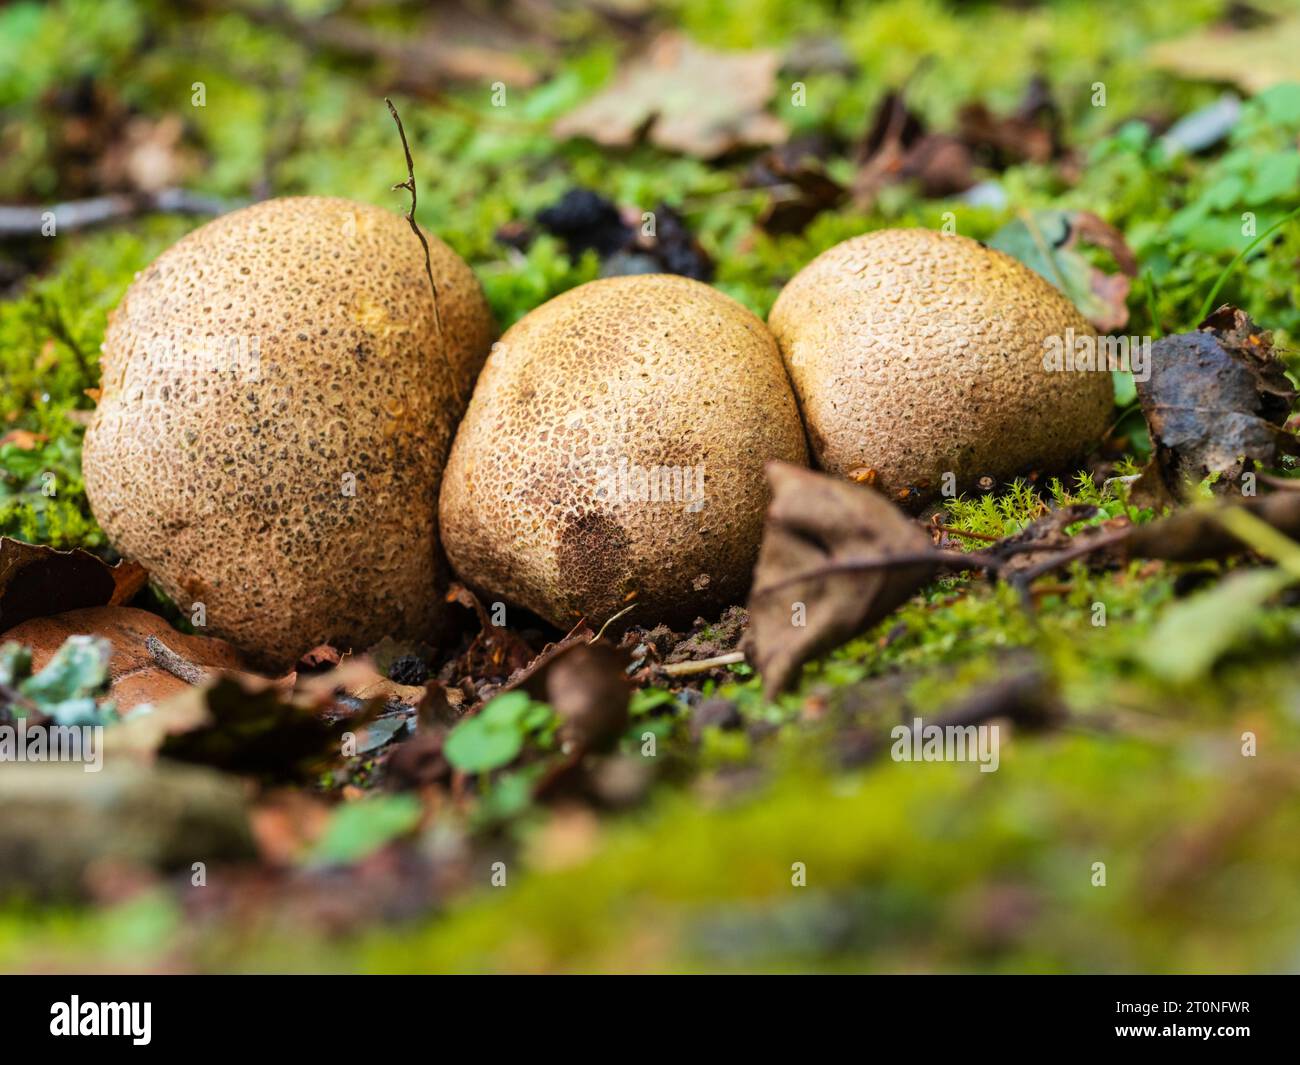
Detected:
[
  {"left": 768, "top": 228, "right": 1114, "bottom": 499},
  {"left": 438, "top": 274, "right": 809, "bottom": 631},
  {"left": 82, "top": 196, "right": 494, "bottom": 669}
]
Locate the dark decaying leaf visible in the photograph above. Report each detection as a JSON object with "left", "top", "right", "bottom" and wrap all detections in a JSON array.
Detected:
[
  {"left": 535, "top": 188, "right": 714, "bottom": 280},
  {"left": 0, "top": 537, "right": 146, "bottom": 632},
  {"left": 445, "top": 582, "right": 536, "bottom": 683},
  {"left": 956, "top": 75, "right": 1064, "bottom": 168},
  {"left": 852, "top": 77, "right": 1071, "bottom": 213},
  {"left": 536, "top": 641, "right": 632, "bottom": 753},
  {"left": 840, "top": 660, "right": 1065, "bottom": 768},
  {"left": 111, "top": 667, "right": 380, "bottom": 780},
  {"left": 852, "top": 90, "right": 974, "bottom": 209},
  {"left": 747, "top": 138, "right": 846, "bottom": 235},
  {"left": 537, "top": 188, "right": 633, "bottom": 258},
  {"left": 1135, "top": 306, "right": 1298, "bottom": 501},
  {"left": 746, "top": 462, "right": 940, "bottom": 698},
  {"left": 492, "top": 622, "right": 596, "bottom": 701},
  {"left": 385, "top": 730, "right": 451, "bottom": 790}
]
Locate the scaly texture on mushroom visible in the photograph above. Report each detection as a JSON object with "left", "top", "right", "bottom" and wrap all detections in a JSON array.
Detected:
[
  {"left": 768, "top": 228, "right": 1114, "bottom": 498},
  {"left": 439, "top": 274, "right": 809, "bottom": 631},
  {"left": 83, "top": 196, "right": 494, "bottom": 669}
]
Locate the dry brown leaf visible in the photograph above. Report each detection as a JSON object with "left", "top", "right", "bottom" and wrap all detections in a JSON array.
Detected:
[
  {"left": 0, "top": 429, "right": 46, "bottom": 450},
  {"left": 1147, "top": 15, "right": 1300, "bottom": 94},
  {"left": 554, "top": 33, "right": 787, "bottom": 158},
  {"left": 1135, "top": 307, "right": 1298, "bottom": 500},
  {"left": 746, "top": 463, "right": 940, "bottom": 698}
]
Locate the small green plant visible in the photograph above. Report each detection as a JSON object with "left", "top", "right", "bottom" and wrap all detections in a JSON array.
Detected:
[
  {"left": 443, "top": 690, "right": 555, "bottom": 774},
  {"left": 0, "top": 635, "right": 115, "bottom": 725}
]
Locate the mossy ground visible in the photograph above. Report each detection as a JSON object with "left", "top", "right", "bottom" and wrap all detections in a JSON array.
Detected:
[{"left": 3, "top": 0, "right": 1300, "bottom": 972}]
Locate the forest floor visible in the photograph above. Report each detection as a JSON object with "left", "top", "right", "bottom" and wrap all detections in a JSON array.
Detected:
[{"left": 2, "top": 0, "right": 1300, "bottom": 972}]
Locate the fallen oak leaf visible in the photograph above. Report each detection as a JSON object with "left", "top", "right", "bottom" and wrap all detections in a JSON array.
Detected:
[{"left": 1146, "top": 13, "right": 1300, "bottom": 94}]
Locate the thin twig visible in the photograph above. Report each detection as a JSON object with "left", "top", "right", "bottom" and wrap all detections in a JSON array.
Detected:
[
  {"left": 932, "top": 522, "right": 1002, "bottom": 543},
  {"left": 1005, "top": 528, "right": 1133, "bottom": 586},
  {"left": 385, "top": 97, "right": 465, "bottom": 412},
  {"left": 660, "top": 651, "right": 746, "bottom": 677},
  {"left": 752, "top": 550, "right": 983, "bottom": 598},
  {"left": 0, "top": 681, "right": 41, "bottom": 718},
  {"left": 385, "top": 97, "right": 443, "bottom": 341},
  {"left": 592, "top": 602, "right": 637, "bottom": 643},
  {"left": 145, "top": 636, "right": 215, "bottom": 686},
  {"left": 0, "top": 190, "right": 242, "bottom": 239}
]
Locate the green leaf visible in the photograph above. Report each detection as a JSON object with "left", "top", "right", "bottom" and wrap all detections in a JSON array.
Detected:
[
  {"left": 989, "top": 209, "right": 1131, "bottom": 332},
  {"left": 17, "top": 635, "right": 112, "bottom": 724},
  {"left": 0, "top": 641, "right": 32, "bottom": 688},
  {"left": 1257, "top": 83, "right": 1300, "bottom": 127},
  {"left": 630, "top": 688, "right": 677, "bottom": 717},
  {"left": 305, "top": 795, "right": 422, "bottom": 868},
  {"left": 1246, "top": 152, "right": 1300, "bottom": 205},
  {"left": 1140, "top": 508, "right": 1300, "bottom": 683},
  {"left": 444, "top": 717, "right": 524, "bottom": 774},
  {"left": 1140, "top": 567, "right": 1291, "bottom": 683},
  {"left": 479, "top": 690, "right": 534, "bottom": 726},
  {"left": 444, "top": 691, "right": 556, "bottom": 774}
]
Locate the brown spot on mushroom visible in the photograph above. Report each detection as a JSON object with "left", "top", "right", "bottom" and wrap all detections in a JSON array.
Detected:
[{"left": 439, "top": 274, "right": 808, "bottom": 631}]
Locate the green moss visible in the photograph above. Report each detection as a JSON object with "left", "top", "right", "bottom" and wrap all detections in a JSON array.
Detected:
[
  {"left": 0, "top": 223, "right": 183, "bottom": 549},
  {"left": 3, "top": 0, "right": 1300, "bottom": 973}
]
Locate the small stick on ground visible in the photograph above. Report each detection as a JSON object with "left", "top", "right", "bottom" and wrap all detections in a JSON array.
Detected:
[
  {"left": 931, "top": 522, "right": 1002, "bottom": 543},
  {"left": 0, "top": 189, "right": 242, "bottom": 239},
  {"left": 0, "top": 681, "right": 42, "bottom": 719},
  {"left": 145, "top": 636, "right": 215, "bottom": 686},
  {"left": 660, "top": 651, "right": 746, "bottom": 676}
]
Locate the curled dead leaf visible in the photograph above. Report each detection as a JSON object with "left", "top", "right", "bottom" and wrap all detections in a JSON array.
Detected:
[
  {"left": 746, "top": 463, "right": 941, "bottom": 698},
  {"left": 0, "top": 537, "right": 146, "bottom": 631}
]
